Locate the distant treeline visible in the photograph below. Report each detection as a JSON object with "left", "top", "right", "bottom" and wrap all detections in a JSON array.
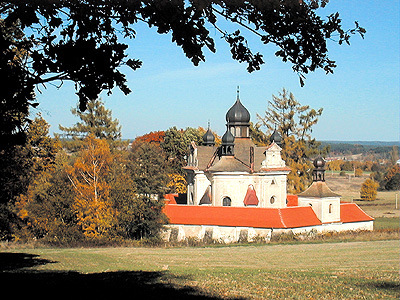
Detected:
[{"left": 320, "top": 141, "right": 399, "bottom": 156}]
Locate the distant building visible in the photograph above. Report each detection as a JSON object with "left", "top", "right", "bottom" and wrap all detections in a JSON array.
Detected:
[{"left": 163, "top": 92, "right": 374, "bottom": 243}]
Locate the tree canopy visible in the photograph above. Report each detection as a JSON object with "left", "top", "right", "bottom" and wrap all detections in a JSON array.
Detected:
[
  {"left": 258, "top": 88, "right": 328, "bottom": 193},
  {"left": 59, "top": 98, "right": 121, "bottom": 141},
  {"left": 1, "top": 0, "right": 365, "bottom": 146}
]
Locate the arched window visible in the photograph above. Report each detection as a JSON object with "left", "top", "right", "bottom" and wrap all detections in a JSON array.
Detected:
[
  {"left": 329, "top": 203, "right": 333, "bottom": 213},
  {"left": 270, "top": 196, "right": 275, "bottom": 204},
  {"left": 223, "top": 197, "right": 232, "bottom": 206}
]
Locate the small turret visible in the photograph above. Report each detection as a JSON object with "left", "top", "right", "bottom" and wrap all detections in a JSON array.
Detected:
[
  {"left": 202, "top": 125, "right": 215, "bottom": 146},
  {"left": 269, "top": 129, "right": 282, "bottom": 147},
  {"left": 312, "top": 156, "right": 326, "bottom": 182},
  {"left": 220, "top": 127, "right": 235, "bottom": 156}
]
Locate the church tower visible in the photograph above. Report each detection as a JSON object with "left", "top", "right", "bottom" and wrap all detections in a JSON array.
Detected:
[
  {"left": 226, "top": 87, "right": 250, "bottom": 139},
  {"left": 298, "top": 157, "right": 341, "bottom": 223}
]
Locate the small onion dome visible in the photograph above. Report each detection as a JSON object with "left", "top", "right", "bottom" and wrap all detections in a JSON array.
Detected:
[
  {"left": 313, "top": 156, "right": 326, "bottom": 169},
  {"left": 202, "top": 128, "right": 215, "bottom": 146},
  {"left": 226, "top": 99, "right": 250, "bottom": 125},
  {"left": 221, "top": 128, "right": 235, "bottom": 145},
  {"left": 269, "top": 129, "right": 282, "bottom": 146}
]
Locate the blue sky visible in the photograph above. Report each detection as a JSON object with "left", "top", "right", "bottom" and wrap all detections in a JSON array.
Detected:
[{"left": 35, "top": 1, "right": 399, "bottom": 142}]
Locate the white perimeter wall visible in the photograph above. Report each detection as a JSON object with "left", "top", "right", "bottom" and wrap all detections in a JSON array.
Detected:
[{"left": 162, "top": 221, "right": 374, "bottom": 243}]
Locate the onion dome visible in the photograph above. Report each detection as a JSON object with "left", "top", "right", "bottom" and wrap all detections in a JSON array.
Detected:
[
  {"left": 202, "top": 128, "right": 215, "bottom": 146},
  {"left": 269, "top": 129, "right": 282, "bottom": 146},
  {"left": 221, "top": 127, "right": 235, "bottom": 156},
  {"left": 226, "top": 98, "right": 250, "bottom": 125},
  {"left": 312, "top": 156, "right": 326, "bottom": 182},
  {"left": 222, "top": 128, "right": 235, "bottom": 145},
  {"left": 313, "top": 156, "right": 326, "bottom": 169}
]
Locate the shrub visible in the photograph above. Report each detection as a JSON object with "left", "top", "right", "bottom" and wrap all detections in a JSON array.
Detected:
[
  {"left": 355, "top": 168, "right": 363, "bottom": 177},
  {"left": 360, "top": 178, "right": 379, "bottom": 201}
]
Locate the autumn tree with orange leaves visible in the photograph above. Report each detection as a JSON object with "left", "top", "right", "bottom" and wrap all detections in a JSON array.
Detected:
[{"left": 66, "top": 135, "right": 115, "bottom": 238}]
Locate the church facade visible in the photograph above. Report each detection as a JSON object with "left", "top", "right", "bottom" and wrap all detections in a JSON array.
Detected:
[
  {"left": 184, "top": 93, "right": 290, "bottom": 209},
  {"left": 162, "top": 92, "right": 374, "bottom": 243}
]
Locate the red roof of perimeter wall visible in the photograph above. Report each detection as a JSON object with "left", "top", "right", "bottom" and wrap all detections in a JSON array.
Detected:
[
  {"left": 163, "top": 202, "right": 374, "bottom": 229},
  {"left": 340, "top": 203, "right": 374, "bottom": 223},
  {"left": 163, "top": 205, "right": 322, "bottom": 229}
]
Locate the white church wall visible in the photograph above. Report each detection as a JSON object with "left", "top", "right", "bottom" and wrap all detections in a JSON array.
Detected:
[
  {"left": 194, "top": 172, "right": 211, "bottom": 205},
  {"left": 211, "top": 174, "right": 252, "bottom": 206},
  {"left": 256, "top": 174, "right": 287, "bottom": 208},
  {"left": 209, "top": 173, "right": 288, "bottom": 208}
]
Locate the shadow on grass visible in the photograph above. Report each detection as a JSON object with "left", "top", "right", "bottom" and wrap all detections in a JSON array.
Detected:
[
  {"left": 359, "top": 280, "right": 400, "bottom": 293},
  {"left": 0, "top": 252, "right": 242, "bottom": 299}
]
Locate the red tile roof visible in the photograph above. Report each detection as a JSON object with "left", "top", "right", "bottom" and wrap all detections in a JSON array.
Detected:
[
  {"left": 340, "top": 203, "right": 374, "bottom": 223},
  {"left": 163, "top": 205, "right": 322, "bottom": 229},
  {"left": 286, "top": 194, "right": 298, "bottom": 207},
  {"left": 164, "top": 193, "right": 178, "bottom": 205}
]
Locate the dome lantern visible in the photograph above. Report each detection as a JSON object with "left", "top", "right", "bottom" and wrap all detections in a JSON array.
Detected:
[
  {"left": 220, "top": 127, "right": 235, "bottom": 156},
  {"left": 312, "top": 156, "right": 326, "bottom": 182}
]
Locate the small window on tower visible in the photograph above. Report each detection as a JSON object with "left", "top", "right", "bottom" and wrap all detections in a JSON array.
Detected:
[
  {"left": 329, "top": 204, "right": 333, "bottom": 213},
  {"left": 270, "top": 196, "right": 275, "bottom": 204},
  {"left": 271, "top": 179, "right": 276, "bottom": 185}
]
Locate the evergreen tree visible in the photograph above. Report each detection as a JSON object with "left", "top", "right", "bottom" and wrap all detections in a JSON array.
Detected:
[
  {"left": 258, "top": 88, "right": 323, "bottom": 140},
  {"left": 258, "top": 88, "right": 328, "bottom": 193},
  {"left": 128, "top": 141, "right": 169, "bottom": 198},
  {"left": 59, "top": 98, "right": 121, "bottom": 141},
  {"left": 249, "top": 122, "right": 269, "bottom": 146}
]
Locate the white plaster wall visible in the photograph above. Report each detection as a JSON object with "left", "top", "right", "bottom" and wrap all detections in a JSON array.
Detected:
[
  {"left": 211, "top": 174, "right": 252, "bottom": 206},
  {"left": 257, "top": 174, "right": 287, "bottom": 208},
  {"left": 164, "top": 225, "right": 272, "bottom": 243},
  {"left": 210, "top": 173, "right": 287, "bottom": 208},
  {"left": 163, "top": 221, "right": 373, "bottom": 243},
  {"left": 194, "top": 172, "right": 211, "bottom": 205},
  {"left": 272, "top": 221, "right": 374, "bottom": 236},
  {"left": 298, "top": 197, "right": 340, "bottom": 223}
]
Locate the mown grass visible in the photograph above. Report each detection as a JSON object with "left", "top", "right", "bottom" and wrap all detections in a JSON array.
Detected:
[
  {"left": 1, "top": 240, "right": 399, "bottom": 299},
  {"left": 374, "top": 217, "right": 399, "bottom": 230}
]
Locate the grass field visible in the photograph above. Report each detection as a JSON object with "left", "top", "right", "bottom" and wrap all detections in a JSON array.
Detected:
[
  {"left": 325, "top": 173, "right": 400, "bottom": 220},
  {"left": 1, "top": 240, "right": 399, "bottom": 299}
]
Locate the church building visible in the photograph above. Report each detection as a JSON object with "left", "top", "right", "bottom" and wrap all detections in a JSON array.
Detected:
[
  {"left": 163, "top": 91, "right": 374, "bottom": 243},
  {"left": 184, "top": 90, "right": 290, "bottom": 208}
]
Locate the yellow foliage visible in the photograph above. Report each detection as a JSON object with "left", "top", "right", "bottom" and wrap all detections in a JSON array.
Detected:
[
  {"left": 360, "top": 178, "right": 379, "bottom": 201},
  {"left": 66, "top": 135, "right": 115, "bottom": 238},
  {"left": 167, "top": 173, "right": 187, "bottom": 194}
]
